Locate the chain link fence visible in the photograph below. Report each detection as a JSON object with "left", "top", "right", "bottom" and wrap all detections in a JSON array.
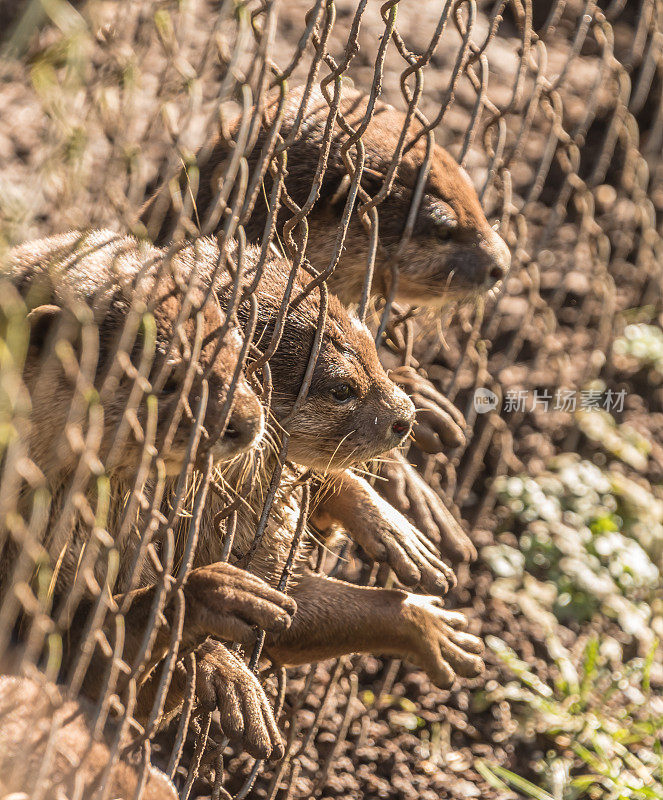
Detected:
[{"left": 0, "top": 0, "right": 661, "bottom": 797}]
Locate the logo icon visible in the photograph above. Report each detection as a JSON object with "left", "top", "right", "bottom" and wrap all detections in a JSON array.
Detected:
[{"left": 473, "top": 387, "right": 499, "bottom": 414}]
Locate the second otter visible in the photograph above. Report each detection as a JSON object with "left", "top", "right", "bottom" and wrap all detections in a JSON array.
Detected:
[{"left": 141, "top": 84, "right": 510, "bottom": 307}]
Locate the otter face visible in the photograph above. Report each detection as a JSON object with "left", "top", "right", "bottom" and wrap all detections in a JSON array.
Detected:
[
  {"left": 367, "top": 149, "right": 511, "bottom": 306},
  {"left": 267, "top": 304, "right": 415, "bottom": 471},
  {"left": 145, "top": 85, "right": 509, "bottom": 309},
  {"left": 137, "top": 283, "right": 264, "bottom": 475},
  {"left": 271, "top": 87, "right": 511, "bottom": 308},
  {"left": 307, "top": 141, "right": 510, "bottom": 309}
]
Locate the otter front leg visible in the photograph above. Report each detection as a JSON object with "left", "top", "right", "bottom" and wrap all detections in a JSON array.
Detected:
[
  {"left": 75, "top": 563, "right": 296, "bottom": 702},
  {"left": 265, "top": 574, "right": 483, "bottom": 689},
  {"left": 379, "top": 452, "right": 477, "bottom": 563},
  {"left": 192, "top": 640, "right": 284, "bottom": 759},
  {"left": 313, "top": 471, "right": 456, "bottom": 594}
]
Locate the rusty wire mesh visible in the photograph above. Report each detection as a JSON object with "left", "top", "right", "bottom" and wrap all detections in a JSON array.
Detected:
[{"left": 0, "top": 0, "right": 662, "bottom": 797}]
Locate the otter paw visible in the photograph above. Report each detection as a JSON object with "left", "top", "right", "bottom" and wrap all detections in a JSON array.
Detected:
[
  {"left": 349, "top": 489, "right": 456, "bottom": 596},
  {"left": 195, "top": 641, "right": 284, "bottom": 760},
  {"left": 183, "top": 562, "right": 297, "bottom": 646},
  {"left": 379, "top": 453, "right": 477, "bottom": 564},
  {"left": 390, "top": 366, "right": 466, "bottom": 451},
  {"left": 402, "top": 595, "right": 484, "bottom": 689}
]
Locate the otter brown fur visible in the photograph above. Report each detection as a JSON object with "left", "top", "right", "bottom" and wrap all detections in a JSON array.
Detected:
[
  {"left": 2, "top": 230, "right": 270, "bottom": 595},
  {"left": 1, "top": 230, "right": 296, "bottom": 760},
  {"left": 0, "top": 676, "right": 178, "bottom": 800},
  {"left": 140, "top": 83, "right": 501, "bottom": 565},
  {"left": 141, "top": 84, "right": 510, "bottom": 307},
  {"left": 7, "top": 229, "right": 265, "bottom": 487},
  {"left": 1, "top": 231, "right": 483, "bottom": 765},
  {"left": 140, "top": 84, "right": 498, "bottom": 567},
  {"left": 126, "top": 237, "right": 482, "bottom": 734}
]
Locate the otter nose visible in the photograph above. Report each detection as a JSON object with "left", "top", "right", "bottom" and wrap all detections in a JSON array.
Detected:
[
  {"left": 209, "top": 384, "right": 265, "bottom": 460},
  {"left": 392, "top": 418, "right": 412, "bottom": 437},
  {"left": 388, "top": 387, "right": 415, "bottom": 445},
  {"left": 485, "top": 229, "right": 511, "bottom": 286},
  {"left": 222, "top": 405, "right": 264, "bottom": 451}
]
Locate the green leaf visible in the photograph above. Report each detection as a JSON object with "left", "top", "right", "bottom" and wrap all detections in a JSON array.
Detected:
[
  {"left": 474, "top": 760, "right": 515, "bottom": 796},
  {"left": 479, "top": 762, "right": 556, "bottom": 800}
]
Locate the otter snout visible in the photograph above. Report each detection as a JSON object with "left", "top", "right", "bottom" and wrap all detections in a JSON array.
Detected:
[
  {"left": 384, "top": 383, "right": 415, "bottom": 447},
  {"left": 209, "top": 382, "right": 265, "bottom": 460},
  {"left": 222, "top": 402, "right": 264, "bottom": 451},
  {"left": 483, "top": 228, "right": 511, "bottom": 287}
]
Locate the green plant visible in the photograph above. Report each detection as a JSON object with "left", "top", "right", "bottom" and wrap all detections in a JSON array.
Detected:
[
  {"left": 614, "top": 324, "right": 663, "bottom": 373},
  {"left": 475, "top": 636, "right": 662, "bottom": 800},
  {"left": 485, "top": 454, "right": 661, "bottom": 644}
]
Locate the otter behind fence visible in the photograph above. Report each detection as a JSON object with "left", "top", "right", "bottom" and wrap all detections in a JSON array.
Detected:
[
  {"left": 150, "top": 237, "right": 484, "bottom": 695},
  {"left": 141, "top": 82, "right": 508, "bottom": 566},
  {"left": 141, "top": 84, "right": 510, "bottom": 308},
  {"left": 0, "top": 230, "right": 297, "bottom": 763},
  {"left": 0, "top": 675, "right": 178, "bottom": 800}
]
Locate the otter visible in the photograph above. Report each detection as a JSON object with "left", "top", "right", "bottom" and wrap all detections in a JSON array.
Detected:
[
  {"left": 149, "top": 237, "right": 484, "bottom": 715},
  {"left": 6, "top": 229, "right": 265, "bottom": 485},
  {"left": 0, "top": 676, "right": 178, "bottom": 799},
  {"left": 141, "top": 84, "right": 510, "bottom": 307},
  {"left": 115, "top": 235, "right": 480, "bottom": 761},
  {"left": 1, "top": 230, "right": 296, "bottom": 761}
]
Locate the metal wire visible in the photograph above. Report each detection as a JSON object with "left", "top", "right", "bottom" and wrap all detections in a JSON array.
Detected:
[{"left": 0, "top": 0, "right": 661, "bottom": 797}]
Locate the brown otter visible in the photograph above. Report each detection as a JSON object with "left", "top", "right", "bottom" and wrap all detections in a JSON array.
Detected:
[
  {"left": 7, "top": 229, "right": 265, "bottom": 484},
  {"left": 0, "top": 675, "right": 178, "bottom": 799},
  {"left": 161, "top": 238, "right": 484, "bottom": 695},
  {"left": 1, "top": 230, "right": 296, "bottom": 760},
  {"left": 141, "top": 84, "right": 510, "bottom": 306}
]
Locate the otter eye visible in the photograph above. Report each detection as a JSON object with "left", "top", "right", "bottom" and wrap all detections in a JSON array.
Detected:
[
  {"left": 331, "top": 383, "right": 354, "bottom": 403},
  {"left": 429, "top": 202, "right": 457, "bottom": 239}
]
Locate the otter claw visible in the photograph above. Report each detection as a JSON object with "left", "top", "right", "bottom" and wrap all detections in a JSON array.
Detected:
[
  {"left": 379, "top": 452, "right": 477, "bottom": 564},
  {"left": 402, "top": 595, "right": 484, "bottom": 688},
  {"left": 183, "top": 562, "right": 297, "bottom": 646}
]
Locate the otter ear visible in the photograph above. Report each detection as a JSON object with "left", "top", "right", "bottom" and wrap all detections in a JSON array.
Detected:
[
  {"left": 328, "top": 168, "right": 385, "bottom": 206},
  {"left": 26, "top": 304, "right": 62, "bottom": 352},
  {"left": 360, "top": 167, "right": 384, "bottom": 196}
]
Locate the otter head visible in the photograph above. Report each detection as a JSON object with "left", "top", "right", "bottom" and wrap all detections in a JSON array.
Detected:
[
  {"left": 251, "top": 258, "right": 415, "bottom": 471},
  {"left": 148, "top": 265, "right": 264, "bottom": 474},
  {"left": 144, "top": 85, "right": 510, "bottom": 310},
  {"left": 11, "top": 232, "right": 264, "bottom": 482},
  {"left": 295, "top": 88, "right": 511, "bottom": 307}
]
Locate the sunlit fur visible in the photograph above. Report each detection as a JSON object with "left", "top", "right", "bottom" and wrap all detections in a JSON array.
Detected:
[
  {"left": 0, "top": 676, "right": 178, "bottom": 800},
  {"left": 142, "top": 84, "right": 511, "bottom": 309},
  {"left": 2, "top": 229, "right": 264, "bottom": 593}
]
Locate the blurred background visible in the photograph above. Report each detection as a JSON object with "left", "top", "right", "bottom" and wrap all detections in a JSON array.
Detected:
[{"left": 0, "top": 1, "right": 662, "bottom": 798}]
